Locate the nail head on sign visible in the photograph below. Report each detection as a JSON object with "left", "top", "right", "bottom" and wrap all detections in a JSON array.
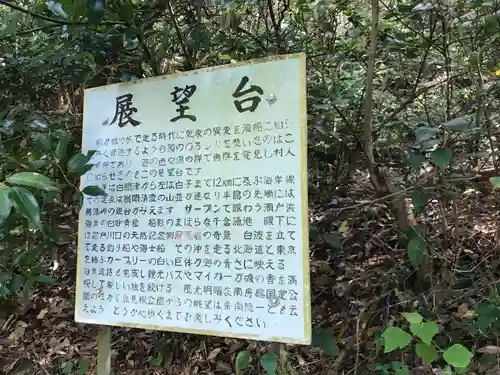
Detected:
[{"left": 266, "top": 93, "right": 277, "bottom": 105}]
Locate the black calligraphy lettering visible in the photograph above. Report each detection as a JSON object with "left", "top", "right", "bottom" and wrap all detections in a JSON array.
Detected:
[
  {"left": 110, "top": 94, "right": 141, "bottom": 128},
  {"left": 170, "top": 85, "right": 197, "bottom": 122},
  {"left": 232, "top": 76, "right": 264, "bottom": 113}
]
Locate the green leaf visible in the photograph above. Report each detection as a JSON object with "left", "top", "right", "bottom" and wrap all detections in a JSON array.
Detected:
[
  {"left": 78, "top": 361, "right": 89, "bottom": 374},
  {"left": 33, "top": 275, "right": 57, "bottom": 284},
  {"left": 31, "top": 133, "right": 52, "bottom": 151},
  {"left": 402, "top": 312, "right": 423, "bottom": 324},
  {"left": 443, "top": 344, "right": 473, "bottom": 368},
  {"left": 0, "top": 184, "right": 12, "bottom": 225},
  {"left": 86, "top": 0, "right": 105, "bottom": 24},
  {"left": 431, "top": 147, "right": 452, "bottom": 169},
  {"left": 260, "top": 353, "right": 278, "bottom": 375},
  {"left": 490, "top": 177, "right": 500, "bottom": 188},
  {"left": 151, "top": 352, "right": 163, "bottom": 367},
  {"left": 6, "top": 172, "right": 59, "bottom": 192},
  {"left": 82, "top": 185, "right": 107, "bottom": 196},
  {"left": 235, "top": 350, "right": 252, "bottom": 375},
  {"left": 415, "top": 127, "right": 438, "bottom": 142},
  {"left": 312, "top": 328, "right": 337, "bottom": 357},
  {"left": 60, "top": 361, "right": 74, "bottom": 374},
  {"left": 408, "top": 152, "right": 425, "bottom": 170},
  {"left": 55, "top": 131, "right": 70, "bottom": 161},
  {"left": 67, "top": 150, "right": 96, "bottom": 173},
  {"left": 410, "top": 321, "right": 438, "bottom": 344},
  {"left": 442, "top": 117, "right": 472, "bottom": 132},
  {"left": 412, "top": 187, "right": 429, "bottom": 214},
  {"left": 8, "top": 187, "right": 41, "bottom": 227},
  {"left": 394, "top": 365, "right": 409, "bottom": 375},
  {"left": 381, "top": 327, "right": 412, "bottom": 353},
  {"left": 407, "top": 236, "right": 427, "bottom": 267},
  {"left": 415, "top": 342, "right": 438, "bottom": 364}
]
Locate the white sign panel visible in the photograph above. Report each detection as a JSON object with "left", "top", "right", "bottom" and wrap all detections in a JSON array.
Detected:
[{"left": 75, "top": 53, "right": 310, "bottom": 344}]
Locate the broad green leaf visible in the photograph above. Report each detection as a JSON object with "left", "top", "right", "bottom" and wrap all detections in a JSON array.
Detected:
[
  {"left": 431, "top": 147, "right": 452, "bottom": 169},
  {"left": 235, "top": 350, "right": 251, "bottom": 375},
  {"left": 260, "top": 353, "right": 278, "bottom": 375},
  {"left": 31, "top": 133, "right": 52, "bottom": 151},
  {"left": 67, "top": 150, "right": 96, "bottom": 173},
  {"left": 408, "top": 152, "right": 425, "bottom": 170},
  {"left": 219, "top": 54, "right": 232, "bottom": 61},
  {"left": 82, "top": 185, "right": 107, "bottom": 196},
  {"left": 6, "top": 172, "right": 59, "bottom": 192},
  {"left": 407, "top": 236, "right": 427, "bottom": 267},
  {"left": 443, "top": 117, "right": 471, "bottom": 132},
  {"left": 416, "top": 342, "right": 438, "bottom": 364},
  {"left": 412, "top": 188, "right": 429, "bottom": 214},
  {"left": 490, "top": 177, "right": 500, "bottom": 188},
  {"left": 443, "top": 344, "right": 473, "bottom": 368},
  {"left": 402, "top": 312, "right": 423, "bottom": 324},
  {"left": 410, "top": 321, "right": 438, "bottom": 344},
  {"left": 312, "top": 327, "right": 337, "bottom": 357},
  {"left": 60, "top": 361, "right": 73, "bottom": 374},
  {"left": 381, "top": 327, "right": 412, "bottom": 353},
  {"left": 339, "top": 220, "right": 349, "bottom": 233},
  {"left": 0, "top": 184, "right": 12, "bottom": 225},
  {"left": 78, "top": 361, "right": 89, "bottom": 374},
  {"left": 8, "top": 187, "right": 41, "bottom": 227},
  {"left": 33, "top": 275, "right": 57, "bottom": 284}
]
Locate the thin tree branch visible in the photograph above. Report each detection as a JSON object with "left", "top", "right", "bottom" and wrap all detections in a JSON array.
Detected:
[
  {"left": 0, "top": 24, "right": 64, "bottom": 42},
  {"left": 166, "top": 0, "right": 191, "bottom": 68}
]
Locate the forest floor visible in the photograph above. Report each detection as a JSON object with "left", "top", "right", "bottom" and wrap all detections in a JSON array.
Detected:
[{"left": 0, "top": 165, "right": 499, "bottom": 375}]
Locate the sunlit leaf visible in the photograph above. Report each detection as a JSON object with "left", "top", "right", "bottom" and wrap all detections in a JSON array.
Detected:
[
  {"left": 382, "top": 327, "right": 412, "bottom": 353},
  {"left": 0, "top": 184, "right": 12, "bottom": 225},
  {"left": 8, "top": 187, "right": 41, "bottom": 227},
  {"left": 410, "top": 321, "right": 438, "bottom": 344},
  {"left": 443, "top": 344, "right": 473, "bottom": 368},
  {"left": 6, "top": 172, "right": 59, "bottom": 192},
  {"left": 402, "top": 312, "right": 423, "bottom": 324},
  {"left": 235, "top": 350, "right": 252, "bottom": 375}
]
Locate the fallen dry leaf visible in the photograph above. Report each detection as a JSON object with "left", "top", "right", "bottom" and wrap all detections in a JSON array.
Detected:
[
  {"left": 7, "top": 326, "right": 25, "bottom": 343},
  {"left": 37, "top": 308, "right": 48, "bottom": 319},
  {"left": 477, "top": 345, "right": 500, "bottom": 355},
  {"left": 207, "top": 347, "right": 221, "bottom": 361}
]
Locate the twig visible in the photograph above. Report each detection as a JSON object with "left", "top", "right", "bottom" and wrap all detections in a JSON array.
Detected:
[{"left": 166, "top": 0, "right": 190, "bottom": 67}]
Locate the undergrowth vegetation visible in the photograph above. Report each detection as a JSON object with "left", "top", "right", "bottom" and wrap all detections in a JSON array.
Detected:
[{"left": 1, "top": 0, "right": 500, "bottom": 374}]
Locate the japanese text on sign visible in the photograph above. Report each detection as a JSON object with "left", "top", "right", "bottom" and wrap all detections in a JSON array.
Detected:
[{"left": 75, "top": 53, "right": 311, "bottom": 344}]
